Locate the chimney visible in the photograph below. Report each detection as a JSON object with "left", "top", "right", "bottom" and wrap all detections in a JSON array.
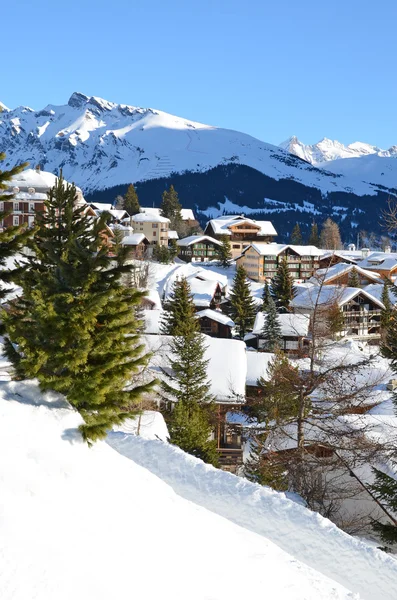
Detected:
[
  {"left": 35, "top": 164, "right": 41, "bottom": 173},
  {"left": 361, "top": 248, "right": 369, "bottom": 259}
]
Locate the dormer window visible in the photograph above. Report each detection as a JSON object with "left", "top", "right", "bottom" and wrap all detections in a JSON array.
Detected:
[
  {"left": 28, "top": 187, "right": 35, "bottom": 195},
  {"left": 12, "top": 187, "right": 19, "bottom": 194}
]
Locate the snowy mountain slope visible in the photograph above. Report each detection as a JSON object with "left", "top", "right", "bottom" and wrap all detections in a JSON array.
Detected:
[
  {"left": 281, "top": 136, "right": 397, "bottom": 188},
  {"left": 109, "top": 433, "right": 397, "bottom": 600},
  {"left": 0, "top": 380, "right": 357, "bottom": 600},
  {"left": 0, "top": 92, "right": 388, "bottom": 197}
]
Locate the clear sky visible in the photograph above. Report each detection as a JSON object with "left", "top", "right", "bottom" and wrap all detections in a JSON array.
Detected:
[{"left": 3, "top": 0, "right": 397, "bottom": 148}]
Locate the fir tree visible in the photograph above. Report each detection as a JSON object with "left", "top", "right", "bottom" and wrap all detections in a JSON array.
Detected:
[
  {"left": 161, "top": 277, "right": 218, "bottom": 465},
  {"left": 169, "top": 238, "right": 179, "bottom": 261},
  {"left": 370, "top": 467, "right": 397, "bottom": 546},
  {"left": 326, "top": 302, "right": 344, "bottom": 338},
  {"left": 262, "top": 296, "right": 282, "bottom": 351},
  {"left": 308, "top": 222, "right": 320, "bottom": 246},
  {"left": 153, "top": 244, "right": 172, "bottom": 264},
  {"left": 229, "top": 265, "right": 256, "bottom": 338},
  {"left": 4, "top": 173, "right": 154, "bottom": 443},
  {"left": 347, "top": 267, "right": 360, "bottom": 288},
  {"left": 271, "top": 256, "right": 296, "bottom": 312},
  {"left": 244, "top": 435, "right": 287, "bottom": 490},
  {"left": 320, "top": 218, "right": 343, "bottom": 250},
  {"left": 381, "top": 282, "right": 392, "bottom": 331},
  {"left": 216, "top": 234, "right": 232, "bottom": 267},
  {"left": 0, "top": 154, "right": 33, "bottom": 301},
  {"left": 111, "top": 226, "right": 124, "bottom": 256},
  {"left": 290, "top": 223, "right": 303, "bottom": 245},
  {"left": 123, "top": 184, "right": 140, "bottom": 216},
  {"left": 262, "top": 280, "right": 271, "bottom": 311},
  {"left": 160, "top": 185, "right": 182, "bottom": 232}
]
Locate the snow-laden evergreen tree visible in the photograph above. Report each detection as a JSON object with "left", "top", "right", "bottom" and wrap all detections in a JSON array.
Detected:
[
  {"left": 0, "top": 153, "right": 33, "bottom": 302},
  {"left": 308, "top": 222, "right": 320, "bottom": 246},
  {"left": 262, "top": 280, "right": 271, "bottom": 311},
  {"left": 271, "top": 256, "right": 296, "bottom": 312},
  {"left": 370, "top": 467, "right": 397, "bottom": 547},
  {"left": 161, "top": 277, "right": 218, "bottom": 465},
  {"left": 4, "top": 173, "right": 154, "bottom": 443},
  {"left": 229, "top": 265, "right": 256, "bottom": 338},
  {"left": 216, "top": 234, "right": 232, "bottom": 267},
  {"left": 123, "top": 184, "right": 140, "bottom": 216},
  {"left": 160, "top": 185, "right": 182, "bottom": 232},
  {"left": 262, "top": 296, "right": 282, "bottom": 351},
  {"left": 347, "top": 267, "right": 360, "bottom": 288},
  {"left": 290, "top": 223, "right": 303, "bottom": 245}
]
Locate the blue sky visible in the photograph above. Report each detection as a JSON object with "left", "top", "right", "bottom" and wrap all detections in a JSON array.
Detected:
[{"left": 3, "top": 0, "right": 397, "bottom": 148}]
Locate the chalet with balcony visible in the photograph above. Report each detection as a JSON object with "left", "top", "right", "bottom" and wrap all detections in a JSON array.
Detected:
[
  {"left": 356, "top": 252, "right": 397, "bottom": 280},
  {"left": 311, "top": 263, "right": 382, "bottom": 287},
  {"left": 245, "top": 312, "right": 310, "bottom": 354},
  {"left": 292, "top": 286, "right": 384, "bottom": 342},
  {"left": 177, "top": 235, "right": 222, "bottom": 262},
  {"left": 204, "top": 215, "right": 277, "bottom": 258},
  {"left": 121, "top": 233, "right": 150, "bottom": 259},
  {"left": 236, "top": 243, "right": 323, "bottom": 283},
  {"left": 131, "top": 213, "right": 170, "bottom": 246},
  {"left": 195, "top": 309, "right": 235, "bottom": 338}
]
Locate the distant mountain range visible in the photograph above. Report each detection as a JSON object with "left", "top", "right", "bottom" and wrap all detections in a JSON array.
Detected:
[{"left": 0, "top": 93, "right": 396, "bottom": 242}]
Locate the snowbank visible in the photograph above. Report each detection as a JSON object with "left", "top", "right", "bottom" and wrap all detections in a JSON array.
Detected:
[
  {"left": 0, "top": 380, "right": 356, "bottom": 600},
  {"left": 108, "top": 433, "right": 397, "bottom": 600}
]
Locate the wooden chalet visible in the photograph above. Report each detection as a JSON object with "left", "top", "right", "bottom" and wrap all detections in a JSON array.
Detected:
[{"left": 195, "top": 309, "right": 235, "bottom": 338}]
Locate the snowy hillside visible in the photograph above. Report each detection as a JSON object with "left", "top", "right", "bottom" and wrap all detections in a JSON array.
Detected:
[
  {"left": 281, "top": 136, "right": 397, "bottom": 188},
  {"left": 0, "top": 92, "right": 388, "bottom": 197},
  {"left": 0, "top": 379, "right": 365, "bottom": 600}
]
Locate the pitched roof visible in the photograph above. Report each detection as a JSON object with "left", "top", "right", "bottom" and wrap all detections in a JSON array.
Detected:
[
  {"left": 195, "top": 309, "right": 235, "bottom": 327},
  {"left": 168, "top": 230, "right": 179, "bottom": 240},
  {"left": 121, "top": 234, "right": 148, "bottom": 246},
  {"left": 312, "top": 263, "right": 381, "bottom": 284},
  {"left": 139, "top": 207, "right": 196, "bottom": 221},
  {"left": 206, "top": 215, "right": 277, "bottom": 237},
  {"left": 251, "top": 312, "right": 310, "bottom": 337},
  {"left": 177, "top": 235, "right": 222, "bottom": 247},
  {"left": 292, "top": 286, "right": 385, "bottom": 310},
  {"left": 246, "top": 243, "right": 323, "bottom": 257},
  {"left": 132, "top": 213, "right": 170, "bottom": 223}
]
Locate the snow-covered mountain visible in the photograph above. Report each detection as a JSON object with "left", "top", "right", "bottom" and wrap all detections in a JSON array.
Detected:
[
  {"left": 280, "top": 136, "right": 397, "bottom": 188},
  {"left": 0, "top": 92, "right": 389, "bottom": 197}
]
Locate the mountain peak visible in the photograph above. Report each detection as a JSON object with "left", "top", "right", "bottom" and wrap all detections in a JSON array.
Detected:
[
  {"left": 0, "top": 101, "right": 10, "bottom": 112},
  {"left": 67, "top": 92, "right": 90, "bottom": 109}
]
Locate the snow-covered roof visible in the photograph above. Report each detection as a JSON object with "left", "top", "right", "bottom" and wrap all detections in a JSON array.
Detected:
[
  {"left": 292, "top": 286, "right": 385, "bottom": 310},
  {"left": 195, "top": 309, "right": 235, "bottom": 327},
  {"left": 312, "top": 263, "right": 381, "bottom": 284},
  {"left": 140, "top": 207, "right": 196, "bottom": 221},
  {"left": 320, "top": 251, "right": 357, "bottom": 264},
  {"left": 206, "top": 215, "right": 277, "bottom": 237},
  {"left": 358, "top": 253, "right": 397, "bottom": 272},
  {"left": 143, "top": 334, "right": 246, "bottom": 402},
  {"left": 143, "top": 289, "right": 162, "bottom": 310},
  {"left": 90, "top": 202, "right": 113, "bottom": 211},
  {"left": 247, "top": 243, "right": 323, "bottom": 257},
  {"left": 4, "top": 168, "right": 85, "bottom": 202},
  {"left": 188, "top": 278, "right": 220, "bottom": 307},
  {"left": 177, "top": 235, "right": 222, "bottom": 247},
  {"left": 107, "top": 209, "right": 129, "bottom": 220},
  {"left": 251, "top": 312, "right": 310, "bottom": 337},
  {"left": 121, "top": 233, "right": 148, "bottom": 246},
  {"left": 363, "top": 283, "right": 397, "bottom": 305},
  {"left": 132, "top": 213, "right": 170, "bottom": 224},
  {"left": 112, "top": 410, "right": 168, "bottom": 441},
  {"left": 246, "top": 352, "right": 275, "bottom": 386},
  {"left": 168, "top": 230, "right": 179, "bottom": 240},
  {"left": 143, "top": 310, "right": 164, "bottom": 334}
]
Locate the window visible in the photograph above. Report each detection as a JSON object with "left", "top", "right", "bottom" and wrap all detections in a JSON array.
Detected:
[
  {"left": 153, "top": 231, "right": 156, "bottom": 236},
  {"left": 0, "top": 202, "right": 3, "bottom": 211},
  {"left": 285, "top": 340, "right": 299, "bottom": 350},
  {"left": 29, "top": 203, "right": 35, "bottom": 212},
  {"left": 233, "top": 244, "right": 240, "bottom": 249},
  {"left": 13, "top": 202, "right": 19, "bottom": 212},
  {"left": 13, "top": 216, "right": 19, "bottom": 226},
  {"left": 152, "top": 223, "right": 158, "bottom": 228}
]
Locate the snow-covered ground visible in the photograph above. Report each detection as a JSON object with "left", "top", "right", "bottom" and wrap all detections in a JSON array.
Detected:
[{"left": 1, "top": 379, "right": 363, "bottom": 600}]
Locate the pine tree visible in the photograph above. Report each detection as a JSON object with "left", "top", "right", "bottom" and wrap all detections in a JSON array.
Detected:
[
  {"left": 262, "top": 296, "right": 282, "bottom": 351},
  {"left": 160, "top": 185, "right": 182, "bottom": 232},
  {"left": 308, "top": 222, "right": 320, "bottom": 246},
  {"left": 370, "top": 467, "right": 397, "bottom": 546},
  {"left": 229, "top": 266, "right": 256, "bottom": 338},
  {"left": 271, "top": 256, "right": 296, "bottom": 312},
  {"left": 123, "top": 184, "right": 140, "bottom": 216},
  {"left": 161, "top": 277, "right": 218, "bottom": 466},
  {"left": 347, "top": 267, "right": 360, "bottom": 288},
  {"left": 320, "top": 218, "right": 343, "bottom": 250},
  {"left": 216, "top": 234, "right": 232, "bottom": 267},
  {"left": 262, "top": 280, "right": 271, "bottom": 311},
  {"left": 4, "top": 173, "right": 154, "bottom": 443},
  {"left": 0, "top": 154, "right": 33, "bottom": 301},
  {"left": 290, "top": 223, "right": 303, "bottom": 245},
  {"left": 381, "top": 282, "right": 392, "bottom": 332}
]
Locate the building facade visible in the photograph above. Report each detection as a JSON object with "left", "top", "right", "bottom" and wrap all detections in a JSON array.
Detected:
[
  {"left": 204, "top": 215, "right": 277, "bottom": 258},
  {"left": 131, "top": 213, "right": 170, "bottom": 246},
  {"left": 177, "top": 235, "right": 222, "bottom": 262}
]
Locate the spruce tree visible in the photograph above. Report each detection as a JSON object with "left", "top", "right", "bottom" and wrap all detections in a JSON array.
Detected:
[
  {"left": 262, "top": 296, "right": 282, "bottom": 351},
  {"left": 347, "top": 267, "right": 360, "bottom": 288},
  {"left": 271, "top": 256, "right": 296, "bottom": 312},
  {"left": 4, "top": 173, "right": 154, "bottom": 443},
  {"left": 0, "top": 154, "right": 33, "bottom": 301},
  {"left": 229, "top": 265, "right": 256, "bottom": 338},
  {"left": 381, "top": 282, "right": 392, "bottom": 332},
  {"left": 216, "top": 234, "right": 232, "bottom": 267},
  {"left": 160, "top": 185, "right": 182, "bottom": 232},
  {"left": 308, "top": 222, "right": 320, "bottom": 246},
  {"left": 123, "top": 184, "right": 140, "bottom": 216},
  {"left": 290, "top": 223, "right": 303, "bottom": 245},
  {"left": 262, "top": 280, "right": 271, "bottom": 311},
  {"left": 370, "top": 467, "right": 397, "bottom": 546},
  {"left": 161, "top": 277, "right": 218, "bottom": 466}
]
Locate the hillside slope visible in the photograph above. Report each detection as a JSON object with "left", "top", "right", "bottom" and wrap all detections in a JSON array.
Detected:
[{"left": 0, "top": 379, "right": 360, "bottom": 600}]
